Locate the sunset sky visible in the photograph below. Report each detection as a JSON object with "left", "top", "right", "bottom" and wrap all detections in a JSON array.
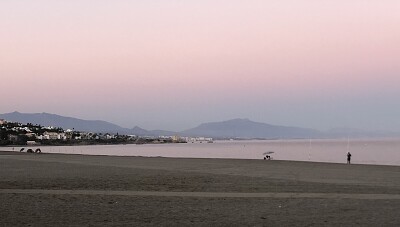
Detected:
[{"left": 1, "top": 0, "right": 400, "bottom": 131}]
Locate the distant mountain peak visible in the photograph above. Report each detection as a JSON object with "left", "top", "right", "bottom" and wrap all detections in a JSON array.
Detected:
[
  {"left": 227, "top": 118, "right": 251, "bottom": 122},
  {"left": 183, "top": 118, "right": 320, "bottom": 139},
  {"left": 131, "top": 126, "right": 147, "bottom": 132}
]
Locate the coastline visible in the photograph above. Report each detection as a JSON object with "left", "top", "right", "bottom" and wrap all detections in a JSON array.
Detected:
[
  {"left": 1, "top": 148, "right": 399, "bottom": 167},
  {"left": 2, "top": 137, "right": 400, "bottom": 167}
]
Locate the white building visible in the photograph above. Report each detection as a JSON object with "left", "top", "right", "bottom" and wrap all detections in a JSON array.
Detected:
[
  {"left": 42, "top": 132, "right": 66, "bottom": 140},
  {"left": 105, "top": 134, "right": 114, "bottom": 140},
  {"left": 27, "top": 141, "right": 37, "bottom": 146},
  {"left": 187, "top": 137, "right": 213, "bottom": 143}
]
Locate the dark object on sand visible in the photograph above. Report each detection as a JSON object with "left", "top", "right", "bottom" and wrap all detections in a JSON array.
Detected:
[
  {"left": 27, "top": 149, "right": 34, "bottom": 153},
  {"left": 19, "top": 148, "right": 25, "bottom": 152},
  {"left": 263, "top": 151, "right": 274, "bottom": 160},
  {"left": 35, "top": 148, "right": 42, "bottom": 153}
]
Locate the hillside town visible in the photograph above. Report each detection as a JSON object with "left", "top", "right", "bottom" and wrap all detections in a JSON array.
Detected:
[{"left": 0, "top": 119, "right": 212, "bottom": 146}]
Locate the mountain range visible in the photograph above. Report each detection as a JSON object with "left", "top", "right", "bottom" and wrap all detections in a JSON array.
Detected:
[{"left": 0, "top": 111, "right": 396, "bottom": 139}]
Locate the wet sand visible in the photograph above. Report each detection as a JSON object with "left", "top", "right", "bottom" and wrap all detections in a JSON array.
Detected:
[{"left": 1, "top": 151, "right": 399, "bottom": 226}]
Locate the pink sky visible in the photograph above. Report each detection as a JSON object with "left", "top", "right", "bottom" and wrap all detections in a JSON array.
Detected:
[{"left": 1, "top": 1, "right": 400, "bottom": 131}]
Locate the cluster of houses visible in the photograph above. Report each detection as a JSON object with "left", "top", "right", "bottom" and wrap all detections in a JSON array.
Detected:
[
  {"left": 181, "top": 136, "right": 214, "bottom": 143},
  {"left": 0, "top": 119, "right": 136, "bottom": 143},
  {"left": 0, "top": 119, "right": 213, "bottom": 144},
  {"left": 147, "top": 135, "right": 213, "bottom": 143}
]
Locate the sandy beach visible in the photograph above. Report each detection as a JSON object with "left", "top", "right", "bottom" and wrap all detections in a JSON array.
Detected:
[{"left": 1, "top": 151, "right": 399, "bottom": 226}]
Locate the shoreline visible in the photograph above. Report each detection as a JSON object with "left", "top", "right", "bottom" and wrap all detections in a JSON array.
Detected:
[
  {"left": 1, "top": 137, "right": 400, "bottom": 167},
  {"left": 1, "top": 149, "right": 399, "bottom": 168}
]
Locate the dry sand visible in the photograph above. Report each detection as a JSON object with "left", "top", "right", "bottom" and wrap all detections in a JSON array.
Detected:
[{"left": 1, "top": 151, "right": 399, "bottom": 226}]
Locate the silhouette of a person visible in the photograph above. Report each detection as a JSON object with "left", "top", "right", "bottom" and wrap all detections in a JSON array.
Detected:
[{"left": 347, "top": 152, "right": 352, "bottom": 164}]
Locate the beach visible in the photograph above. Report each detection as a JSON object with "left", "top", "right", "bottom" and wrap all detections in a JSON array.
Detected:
[{"left": 1, "top": 151, "right": 400, "bottom": 226}]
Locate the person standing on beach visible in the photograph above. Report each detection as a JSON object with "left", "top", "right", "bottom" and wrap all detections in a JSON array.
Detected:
[{"left": 347, "top": 152, "right": 352, "bottom": 164}]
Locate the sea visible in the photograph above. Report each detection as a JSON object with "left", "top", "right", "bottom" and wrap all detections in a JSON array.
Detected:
[{"left": 24, "top": 138, "right": 400, "bottom": 166}]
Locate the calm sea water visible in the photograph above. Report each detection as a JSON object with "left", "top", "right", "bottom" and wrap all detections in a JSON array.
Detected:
[{"left": 33, "top": 138, "right": 400, "bottom": 166}]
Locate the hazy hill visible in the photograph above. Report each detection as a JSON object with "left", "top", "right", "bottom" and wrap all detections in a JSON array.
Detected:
[
  {"left": 181, "top": 118, "right": 322, "bottom": 139},
  {"left": 130, "top": 126, "right": 176, "bottom": 137},
  {"left": 0, "top": 112, "right": 177, "bottom": 136},
  {"left": 0, "top": 111, "right": 125, "bottom": 133}
]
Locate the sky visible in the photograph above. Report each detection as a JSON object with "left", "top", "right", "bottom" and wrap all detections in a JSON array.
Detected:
[{"left": 1, "top": 0, "right": 400, "bottom": 131}]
